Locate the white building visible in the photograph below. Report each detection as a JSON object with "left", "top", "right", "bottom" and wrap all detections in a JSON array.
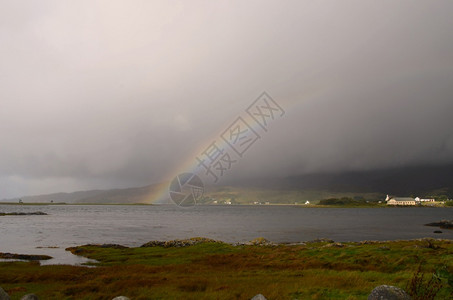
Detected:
[
  {"left": 385, "top": 195, "right": 416, "bottom": 206},
  {"left": 415, "top": 197, "right": 435, "bottom": 202}
]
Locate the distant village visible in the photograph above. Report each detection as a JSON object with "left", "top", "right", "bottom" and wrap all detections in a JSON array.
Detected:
[
  {"left": 207, "top": 195, "right": 451, "bottom": 206},
  {"left": 384, "top": 195, "right": 442, "bottom": 206}
]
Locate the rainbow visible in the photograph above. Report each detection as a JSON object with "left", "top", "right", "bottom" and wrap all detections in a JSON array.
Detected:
[{"left": 146, "top": 90, "right": 319, "bottom": 204}]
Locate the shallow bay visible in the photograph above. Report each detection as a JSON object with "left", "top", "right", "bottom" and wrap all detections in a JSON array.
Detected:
[{"left": 0, "top": 204, "right": 452, "bottom": 265}]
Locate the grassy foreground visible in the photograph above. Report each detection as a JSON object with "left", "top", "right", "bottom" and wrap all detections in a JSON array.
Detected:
[{"left": 0, "top": 238, "right": 452, "bottom": 300}]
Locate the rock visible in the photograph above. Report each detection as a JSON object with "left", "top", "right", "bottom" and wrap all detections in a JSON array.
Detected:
[
  {"left": 282, "top": 242, "right": 306, "bottom": 246},
  {"left": 308, "top": 238, "right": 335, "bottom": 243},
  {"left": 323, "top": 242, "right": 345, "bottom": 248},
  {"left": 251, "top": 294, "right": 267, "bottom": 300},
  {"left": 20, "top": 295, "right": 39, "bottom": 300},
  {"left": 66, "top": 244, "right": 128, "bottom": 255},
  {"left": 141, "top": 237, "right": 220, "bottom": 248},
  {"left": 0, "top": 287, "right": 10, "bottom": 300},
  {"left": 368, "top": 285, "right": 412, "bottom": 300},
  {"left": 98, "top": 244, "right": 128, "bottom": 249},
  {"left": 359, "top": 240, "right": 379, "bottom": 245},
  {"left": 112, "top": 297, "right": 130, "bottom": 300},
  {"left": 424, "top": 220, "right": 453, "bottom": 229},
  {"left": 0, "top": 253, "right": 52, "bottom": 261},
  {"left": 247, "top": 238, "right": 274, "bottom": 246},
  {"left": 0, "top": 212, "right": 47, "bottom": 216}
]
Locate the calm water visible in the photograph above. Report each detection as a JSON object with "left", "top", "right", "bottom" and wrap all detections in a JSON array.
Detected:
[{"left": 0, "top": 204, "right": 452, "bottom": 265}]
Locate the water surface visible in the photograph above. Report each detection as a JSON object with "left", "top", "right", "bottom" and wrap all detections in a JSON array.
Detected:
[{"left": 0, "top": 204, "right": 451, "bottom": 265}]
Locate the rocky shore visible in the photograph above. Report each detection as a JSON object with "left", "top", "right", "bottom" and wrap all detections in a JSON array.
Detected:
[
  {"left": 0, "top": 253, "right": 52, "bottom": 261},
  {"left": 66, "top": 237, "right": 453, "bottom": 253},
  {"left": 0, "top": 212, "right": 47, "bottom": 216},
  {"left": 425, "top": 219, "right": 453, "bottom": 229}
]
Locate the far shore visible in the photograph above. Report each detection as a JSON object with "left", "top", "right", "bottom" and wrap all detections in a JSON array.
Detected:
[{"left": 0, "top": 202, "right": 452, "bottom": 208}]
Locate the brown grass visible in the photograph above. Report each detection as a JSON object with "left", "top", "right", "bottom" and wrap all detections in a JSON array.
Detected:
[{"left": 0, "top": 239, "right": 451, "bottom": 299}]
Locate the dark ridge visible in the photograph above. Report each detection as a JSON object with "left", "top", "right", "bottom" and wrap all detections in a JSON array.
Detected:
[{"left": 227, "top": 164, "right": 453, "bottom": 197}]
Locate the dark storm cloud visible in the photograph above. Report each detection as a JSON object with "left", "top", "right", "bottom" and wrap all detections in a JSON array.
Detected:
[{"left": 1, "top": 1, "right": 453, "bottom": 198}]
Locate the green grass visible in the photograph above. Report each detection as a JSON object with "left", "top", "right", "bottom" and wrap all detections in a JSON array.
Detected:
[
  {"left": 0, "top": 202, "right": 68, "bottom": 205},
  {"left": 201, "top": 186, "right": 384, "bottom": 205},
  {"left": 0, "top": 239, "right": 452, "bottom": 299}
]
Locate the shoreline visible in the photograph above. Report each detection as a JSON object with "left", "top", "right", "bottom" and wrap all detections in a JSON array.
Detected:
[
  {"left": 2, "top": 236, "right": 452, "bottom": 264},
  {"left": 1, "top": 202, "right": 451, "bottom": 208},
  {"left": 1, "top": 237, "right": 452, "bottom": 299}
]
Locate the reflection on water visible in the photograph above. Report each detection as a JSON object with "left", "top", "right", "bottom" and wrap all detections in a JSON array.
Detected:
[{"left": 0, "top": 204, "right": 452, "bottom": 265}]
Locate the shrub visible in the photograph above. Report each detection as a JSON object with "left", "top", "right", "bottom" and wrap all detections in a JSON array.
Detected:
[
  {"left": 318, "top": 197, "right": 359, "bottom": 205},
  {"left": 406, "top": 265, "right": 442, "bottom": 300}
]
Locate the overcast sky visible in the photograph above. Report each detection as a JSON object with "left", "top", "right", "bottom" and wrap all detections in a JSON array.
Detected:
[{"left": 1, "top": 1, "right": 453, "bottom": 199}]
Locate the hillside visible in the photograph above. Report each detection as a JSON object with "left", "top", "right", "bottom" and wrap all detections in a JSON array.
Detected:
[
  {"left": 202, "top": 186, "right": 382, "bottom": 205},
  {"left": 229, "top": 164, "right": 453, "bottom": 199},
  {"left": 2, "top": 164, "right": 452, "bottom": 205},
  {"left": 1, "top": 182, "right": 168, "bottom": 204}
]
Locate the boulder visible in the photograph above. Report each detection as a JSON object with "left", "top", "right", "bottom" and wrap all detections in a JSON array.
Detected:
[
  {"left": 0, "top": 253, "right": 52, "bottom": 261},
  {"left": 368, "top": 285, "right": 412, "bottom": 300},
  {"left": 323, "top": 242, "right": 345, "bottom": 248},
  {"left": 98, "top": 244, "right": 128, "bottom": 249},
  {"left": 112, "top": 297, "right": 130, "bottom": 300},
  {"left": 141, "top": 237, "right": 220, "bottom": 248},
  {"left": 425, "top": 220, "right": 453, "bottom": 229},
  {"left": 309, "top": 238, "right": 335, "bottom": 244},
  {"left": 251, "top": 294, "right": 267, "bottom": 300},
  {"left": 0, "top": 212, "right": 47, "bottom": 216},
  {"left": 20, "top": 295, "right": 39, "bottom": 300},
  {"left": 0, "top": 287, "right": 10, "bottom": 300},
  {"left": 247, "top": 238, "right": 274, "bottom": 246}
]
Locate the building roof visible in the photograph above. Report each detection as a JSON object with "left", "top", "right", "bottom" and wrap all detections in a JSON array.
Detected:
[{"left": 391, "top": 197, "right": 415, "bottom": 202}]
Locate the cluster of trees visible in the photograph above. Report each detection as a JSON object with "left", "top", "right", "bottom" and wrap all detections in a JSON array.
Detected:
[
  {"left": 318, "top": 197, "right": 371, "bottom": 206},
  {"left": 432, "top": 195, "right": 450, "bottom": 202}
]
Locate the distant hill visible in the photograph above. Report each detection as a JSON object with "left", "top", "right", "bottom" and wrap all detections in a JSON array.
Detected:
[
  {"left": 203, "top": 165, "right": 453, "bottom": 204},
  {"left": 2, "top": 164, "right": 452, "bottom": 204},
  {"left": 229, "top": 164, "right": 453, "bottom": 199},
  {"left": 1, "top": 182, "right": 168, "bottom": 204},
  {"left": 201, "top": 185, "right": 382, "bottom": 205},
  {"left": 74, "top": 183, "right": 167, "bottom": 204}
]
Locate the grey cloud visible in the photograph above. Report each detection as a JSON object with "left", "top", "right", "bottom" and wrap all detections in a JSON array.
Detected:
[{"left": 1, "top": 1, "right": 453, "bottom": 198}]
